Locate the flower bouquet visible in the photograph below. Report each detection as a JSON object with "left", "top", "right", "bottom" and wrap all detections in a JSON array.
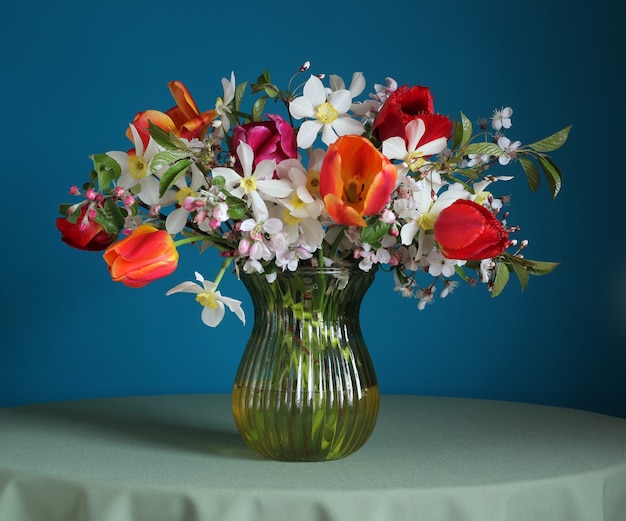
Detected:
[{"left": 56, "top": 62, "right": 569, "bottom": 460}]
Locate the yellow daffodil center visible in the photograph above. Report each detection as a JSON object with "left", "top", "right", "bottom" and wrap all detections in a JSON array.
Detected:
[
  {"left": 406, "top": 151, "right": 425, "bottom": 172},
  {"left": 196, "top": 291, "right": 218, "bottom": 308},
  {"left": 289, "top": 193, "right": 306, "bottom": 210},
  {"left": 128, "top": 156, "right": 148, "bottom": 179},
  {"left": 474, "top": 191, "right": 490, "bottom": 206},
  {"left": 419, "top": 212, "right": 436, "bottom": 231},
  {"left": 283, "top": 208, "right": 301, "bottom": 227},
  {"left": 177, "top": 186, "right": 195, "bottom": 206},
  {"left": 240, "top": 177, "right": 257, "bottom": 194},
  {"left": 317, "top": 102, "right": 338, "bottom": 124}
]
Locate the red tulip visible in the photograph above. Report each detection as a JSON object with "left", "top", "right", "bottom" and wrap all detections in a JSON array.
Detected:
[
  {"left": 433, "top": 199, "right": 510, "bottom": 261},
  {"left": 56, "top": 206, "right": 117, "bottom": 251},
  {"left": 103, "top": 225, "right": 179, "bottom": 288},
  {"left": 320, "top": 135, "right": 398, "bottom": 227},
  {"left": 126, "top": 80, "right": 217, "bottom": 150},
  {"left": 372, "top": 85, "right": 452, "bottom": 144}
]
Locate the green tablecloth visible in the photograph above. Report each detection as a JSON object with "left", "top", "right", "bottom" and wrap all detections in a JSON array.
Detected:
[{"left": 1, "top": 394, "right": 625, "bottom": 521}]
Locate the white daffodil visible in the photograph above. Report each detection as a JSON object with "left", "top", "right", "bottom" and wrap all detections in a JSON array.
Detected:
[
  {"left": 166, "top": 272, "right": 245, "bottom": 327},
  {"left": 165, "top": 163, "right": 209, "bottom": 234},
  {"left": 215, "top": 71, "right": 236, "bottom": 134},
  {"left": 107, "top": 124, "right": 186, "bottom": 209},
  {"left": 289, "top": 75, "right": 364, "bottom": 148},
  {"left": 383, "top": 118, "right": 448, "bottom": 174},
  {"left": 212, "top": 142, "right": 293, "bottom": 221}
]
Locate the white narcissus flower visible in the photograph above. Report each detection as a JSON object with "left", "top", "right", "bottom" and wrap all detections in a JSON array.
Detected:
[
  {"left": 166, "top": 272, "right": 245, "bottom": 327},
  {"left": 288, "top": 75, "right": 364, "bottom": 148},
  {"left": 212, "top": 142, "right": 293, "bottom": 221},
  {"left": 215, "top": 71, "right": 236, "bottom": 133},
  {"left": 382, "top": 118, "right": 449, "bottom": 174}
]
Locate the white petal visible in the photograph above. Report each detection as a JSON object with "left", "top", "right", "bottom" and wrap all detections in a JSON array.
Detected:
[
  {"left": 217, "top": 293, "right": 246, "bottom": 325},
  {"left": 256, "top": 178, "right": 293, "bottom": 198},
  {"left": 330, "top": 117, "right": 364, "bottom": 137},
  {"left": 201, "top": 301, "right": 225, "bottom": 327},
  {"left": 400, "top": 221, "right": 420, "bottom": 246},
  {"left": 166, "top": 207, "right": 189, "bottom": 235},
  {"left": 321, "top": 124, "right": 338, "bottom": 145},
  {"left": 296, "top": 120, "right": 323, "bottom": 149},
  {"left": 263, "top": 217, "right": 283, "bottom": 234},
  {"left": 289, "top": 96, "right": 315, "bottom": 120},
  {"left": 302, "top": 75, "right": 327, "bottom": 106},
  {"left": 328, "top": 89, "right": 352, "bottom": 113},
  {"left": 382, "top": 137, "right": 408, "bottom": 160},
  {"left": 406, "top": 119, "right": 426, "bottom": 151},
  {"left": 418, "top": 136, "right": 448, "bottom": 157},
  {"left": 236, "top": 142, "right": 255, "bottom": 177},
  {"left": 166, "top": 281, "right": 201, "bottom": 296},
  {"left": 348, "top": 72, "right": 366, "bottom": 97},
  {"left": 253, "top": 159, "right": 277, "bottom": 180}
]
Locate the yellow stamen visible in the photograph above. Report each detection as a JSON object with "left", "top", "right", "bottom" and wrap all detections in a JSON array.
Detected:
[
  {"left": 419, "top": 212, "right": 436, "bottom": 231},
  {"left": 128, "top": 156, "right": 148, "bottom": 179},
  {"left": 406, "top": 151, "right": 425, "bottom": 172},
  {"left": 177, "top": 186, "right": 195, "bottom": 206},
  {"left": 283, "top": 208, "right": 301, "bottom": 227},
  {"left": 317, "top": 102, "right": 338, "bottom": 124},
  {"left": 196, "top": 291, "right": 218, "bottom": 308},
  {"left": 306, "top": 170, "right": 321, "bottom": 198},
  {"left": 290, "top": 193, "right": 306, "bottom": 210},
  {"left": 240, "top": 176, "right": 257, "bottom": 194}
]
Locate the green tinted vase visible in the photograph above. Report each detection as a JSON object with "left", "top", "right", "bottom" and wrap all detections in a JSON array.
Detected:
[{"left": 232, "top": 266, "right": 379, "bottom": 461}]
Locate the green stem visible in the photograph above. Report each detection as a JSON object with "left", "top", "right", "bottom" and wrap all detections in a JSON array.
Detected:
[{"left": 213, "top": 257, "right": 233, "bottom": 288}]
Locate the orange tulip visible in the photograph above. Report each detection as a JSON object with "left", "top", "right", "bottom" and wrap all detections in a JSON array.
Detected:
[
  {"left": 103, "top": 225, "right": 179, "bottom": 288},
  {"left": 126, "top": 80, "right": 217, "bottom": 149},
  {"left": 320, "top": 135, "right": 398, "bottom": 227}
]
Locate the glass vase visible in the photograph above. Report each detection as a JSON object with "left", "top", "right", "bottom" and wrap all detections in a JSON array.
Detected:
[{"left": 232, "top": 265, "right": 379, "bottom": 461}]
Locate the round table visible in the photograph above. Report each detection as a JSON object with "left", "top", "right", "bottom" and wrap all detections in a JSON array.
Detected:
[{"left": 1, "top": 394, "right": 625, "bottom": 521}]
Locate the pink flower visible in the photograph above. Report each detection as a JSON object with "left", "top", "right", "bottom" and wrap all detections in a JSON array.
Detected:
[{"left": 230, "top": 114, "right": 297, "bottom": 174}]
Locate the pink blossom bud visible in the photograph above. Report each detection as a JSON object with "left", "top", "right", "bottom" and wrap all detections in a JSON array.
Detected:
[
  {"left": 86, "top": 189, "right": 97, "bottom": 200},
  {"left": 123, "top": 195, "right": 136, "bottom": 207},
  {"left": 114, "top": 186, "right": 125, "bottom": 198},
  {"left": 238, "top": 238, "right": 251, "bottom": 255},
  {"left": 183, "top": 196, "right": 196, "bottom": 211},
  {"left": 69, "top": 186, "right": 80, "bottom": 195}
]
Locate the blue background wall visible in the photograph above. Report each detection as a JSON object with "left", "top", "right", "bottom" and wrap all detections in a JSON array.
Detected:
[{"left": 1, "top": 0, "right": 625, "bottom": 418}]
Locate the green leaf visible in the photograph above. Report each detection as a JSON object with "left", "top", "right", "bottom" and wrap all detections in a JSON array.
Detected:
[
  {"left": 225, "top": 195, "right": 247, "bottom": 220},
  {"left": 528, "top": 125, "right": 571, "bottom": 153},
  {"left": 91, "top": 153, "right": 121, "bottom": 188},
  {"left": 158, "top": 159, "right": 193, "bottom": 198},
  {"left": 452, "top": 118, "right": 464, "bottom": 150},
  {"left": 234, "top": 81, "right": 248, "bottom": 112},
  {"left": 520, "top": 258, "right": 560, "bottom": 275},
  {"left": 94, "top": 199, "right": 125, "bottom": 234},
  {"left": 464, "top": 142, "right": 503, "bottom": 157},
  {"left": 518, "top": 155, "right": 541, "bottom": 193},
  {"left": 148, "top": 123, "right": 178, "bottom": 150},
  {"left": 459, "top": 112, "right": 473, "bottom": 149},
  {"left": 149, "top": 150, "right": 189, "bottom": 175},
  {"left": 510, "top": 258, "right": 530, "bottom": 291},
  {"left": 491, "top": 262, "right": 510, "bottom": 297},
  {"left": 252, "top": 96, "right": 268, "bottom": 122},
  {"left": 360, "top": 219, "right": 390, "bottom": 246},
  {"left": 537, "top": 154, "right": 563, "bottom": 199}
]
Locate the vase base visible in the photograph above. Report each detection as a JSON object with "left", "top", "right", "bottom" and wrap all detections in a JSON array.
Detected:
[{"left": 232, "top": 385, "right": 380, "bottom": 462}]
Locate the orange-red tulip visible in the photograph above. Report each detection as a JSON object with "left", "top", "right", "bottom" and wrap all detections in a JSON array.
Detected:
[
  {"left": 126, "top": 80, "right": 217, "bottom": 149},
  {"left": 103, "top": 225, "right": 179, "bottom": 288},
  {"left": 320, "top": 135, "right": 397, "bottom": 227},
  {"left": 433, "top": 199, "right": 510, "bottom": 261}
]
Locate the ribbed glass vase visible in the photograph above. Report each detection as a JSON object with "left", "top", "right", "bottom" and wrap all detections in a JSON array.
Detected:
[{"left": 232, "top": 266, "right": 379, "bottom": 461}]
